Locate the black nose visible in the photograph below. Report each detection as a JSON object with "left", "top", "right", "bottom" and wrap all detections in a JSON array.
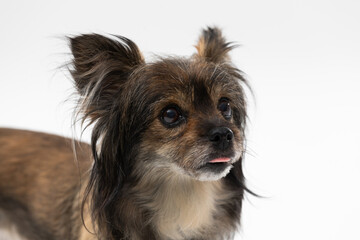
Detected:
[{"left": 208, "top": 127, "right": 234, "bottom": 150}]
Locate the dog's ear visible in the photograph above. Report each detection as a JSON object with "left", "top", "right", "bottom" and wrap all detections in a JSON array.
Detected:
[
  {"left": 69, "top": 34, "right": 144, "bottom": 122},
  {"left": 70, "top": 35, "right": 144, "bottom": 238},
  {"left": 195, "top": 27, "right": 236, "bottom": 63}
]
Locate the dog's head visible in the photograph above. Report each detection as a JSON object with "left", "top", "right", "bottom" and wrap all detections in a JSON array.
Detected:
[
  {"left": 137, "top": 57, "right": 247, "bottom": 182},
  {"left": 70, "top": 27, "right": 248, "bottom": 236}
]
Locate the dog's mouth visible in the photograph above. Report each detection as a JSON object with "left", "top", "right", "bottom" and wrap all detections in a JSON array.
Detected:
[
  {"left": 185, "top": 154, "right": 238, "bottom": 181},
  {"left": 208, "top": 157, "right": 231, "bottom": 163},
  {"left": 198, "top": 156, "right": 233, "bottom": 173}
]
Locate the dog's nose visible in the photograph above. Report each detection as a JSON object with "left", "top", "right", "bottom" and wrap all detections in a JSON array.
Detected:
[{"left": 208, "top": 127, "right": 234, "bottom": 150}]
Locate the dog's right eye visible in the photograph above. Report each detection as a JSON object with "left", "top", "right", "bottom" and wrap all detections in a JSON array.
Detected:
[
  {"left": 160, "top": 106, "right": 184, "bottom": 127},
  {"left": 218, "top": 98, "right": 232, "bottom": 120}
]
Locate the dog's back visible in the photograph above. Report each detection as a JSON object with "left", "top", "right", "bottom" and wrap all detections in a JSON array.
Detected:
[{"left": 0, "top": 128, "right": 91, "bottom": 240}]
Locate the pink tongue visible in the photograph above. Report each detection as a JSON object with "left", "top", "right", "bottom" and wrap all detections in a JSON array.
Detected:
[{"left": 209, "top": 157, "right": 231, "bottom": 163}]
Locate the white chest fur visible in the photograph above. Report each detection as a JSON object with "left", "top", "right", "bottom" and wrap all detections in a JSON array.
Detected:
[{"left": 136, "top": 172, "right": 226, "bottom": 240}]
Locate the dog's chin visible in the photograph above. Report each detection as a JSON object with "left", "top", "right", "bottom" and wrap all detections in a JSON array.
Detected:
[
  {"left": 167, "top": 161, "right": 233, "bottom": 182},
  {"left": 174, "top": 154, "right": 241, "bottom": 182},
  {"left": 194, "top": 163, "right": 234, "bottom": 181},
  {"left": 190, "top": 153, "right": 240, "bottom": 181}
]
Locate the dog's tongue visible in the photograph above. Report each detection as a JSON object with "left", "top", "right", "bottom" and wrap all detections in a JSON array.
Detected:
[{"left": 209, "top": 157, "right": 231, "bottom": 163}]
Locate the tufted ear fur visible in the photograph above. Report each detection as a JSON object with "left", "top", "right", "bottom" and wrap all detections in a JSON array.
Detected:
[
  {"left": 70, "top": 34, "right": 144, "bottom": 122},
  {"left": 69, "top": 34, "right": 145, "bottom": 238},
  {"left": 195, "top": 27, "right": 237, "bottom": 63}
]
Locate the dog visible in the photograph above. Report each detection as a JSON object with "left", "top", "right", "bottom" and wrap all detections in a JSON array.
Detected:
[{"left": 0, "top": 27, "right": 251, "bottom": 240}]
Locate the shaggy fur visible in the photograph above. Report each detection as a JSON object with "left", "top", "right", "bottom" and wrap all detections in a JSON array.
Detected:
[{"left": 0, "top": 27, "right": 251, "bottom": 240}]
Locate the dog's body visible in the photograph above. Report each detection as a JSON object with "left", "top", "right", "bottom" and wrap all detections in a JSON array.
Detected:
[
  {"left": 0, "top": 129, "right": 92, "bottom": 240},
  {"left": 0, "top": 27, "right": 250, "bottom": 240}
]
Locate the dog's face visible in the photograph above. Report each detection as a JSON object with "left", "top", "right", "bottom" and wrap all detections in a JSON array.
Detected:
[
  {"left": 70, "top": 27, "right": 248, "bottom": 238},
  {"left": 134, "top": 59, "right": 246, "bottom": 181},
  {"left": 70, "top": 27, "right": 247, "bottom": 182}
]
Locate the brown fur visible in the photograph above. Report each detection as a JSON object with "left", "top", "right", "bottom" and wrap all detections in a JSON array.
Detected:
[
  {"left": 0, "top": 27, "right": 251, "bottom": 240},
  {"left": 0, "top": 129, "right": 92, "bottom": 239}
]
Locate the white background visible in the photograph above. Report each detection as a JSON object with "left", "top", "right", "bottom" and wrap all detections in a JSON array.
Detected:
[{"left": 1, "top": 0, "right": 360, "bottom": 239}]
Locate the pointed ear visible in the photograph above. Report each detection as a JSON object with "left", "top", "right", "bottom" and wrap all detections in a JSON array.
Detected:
[
  {"left": 69, "top": 34, "right": 144, "bottom": 122},
  {"left": 195, "top": 27, "right": 236, "bottom": 63}
]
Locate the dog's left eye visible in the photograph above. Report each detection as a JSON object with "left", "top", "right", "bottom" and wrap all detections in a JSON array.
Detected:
[
  {"left": 160, "top": 106, "right": 184, "bottom": 127},
  {"left": 218, "top": 98, "right": 232, "bottom": 120}
]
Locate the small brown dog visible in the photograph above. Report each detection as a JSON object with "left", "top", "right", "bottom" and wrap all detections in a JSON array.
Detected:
[{"left": 0, "top": 27, "right": 251, "bottom": 240}]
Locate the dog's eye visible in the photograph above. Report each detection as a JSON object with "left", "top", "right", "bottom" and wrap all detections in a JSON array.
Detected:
[
  {"left": 218, "top": 98, "right": 232, "bottom": 120},
  {"left": 160, "top": 106, "right": 184, "bottom": 127}
]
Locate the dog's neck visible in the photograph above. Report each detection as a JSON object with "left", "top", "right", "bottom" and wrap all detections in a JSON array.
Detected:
[{"left": 132, "top": 164, "right": 229, "bottom": 239}]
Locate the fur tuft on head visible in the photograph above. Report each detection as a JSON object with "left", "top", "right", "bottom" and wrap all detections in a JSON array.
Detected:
[{"left": 195, "top": 27, "right": 237, "bottom": 63}]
